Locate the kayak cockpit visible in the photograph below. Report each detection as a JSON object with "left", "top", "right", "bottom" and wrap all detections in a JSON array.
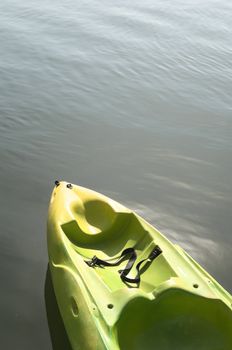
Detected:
[
  {"left": 61, "top": 212, "right": 177, "bottom": 294},
  {"left": 117, "top": 289, "right": 232, "bottom": 350}
]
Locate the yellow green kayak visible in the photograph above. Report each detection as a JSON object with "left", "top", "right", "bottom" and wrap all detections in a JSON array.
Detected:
[{"left": 47, "top": 181, "right": 232, "bottom": 350}]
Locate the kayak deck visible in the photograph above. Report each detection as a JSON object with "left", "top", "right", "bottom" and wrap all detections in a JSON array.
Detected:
[{"left": 47, "top": 181, "right": 232, "bottom": 350}]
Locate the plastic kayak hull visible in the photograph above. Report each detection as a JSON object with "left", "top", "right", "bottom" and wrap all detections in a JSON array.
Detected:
[{"left": 47, "top": 181, "right": 232, "bottom": 350}]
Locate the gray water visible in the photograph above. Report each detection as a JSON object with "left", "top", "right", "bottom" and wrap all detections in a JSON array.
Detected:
[{"left": 0, "top": 0, "right": 232, "bottom": 348}]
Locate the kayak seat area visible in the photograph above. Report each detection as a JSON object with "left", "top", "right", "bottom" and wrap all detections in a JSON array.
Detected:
[
  {"left": 61, "top": 210, "right": 150, "bottom": 255},
  {"left": 60, "top": 186, "right": 146, "bottom": 249},
  {"left": 117, "top": 289, "right": 232, "bottom": 350},
  {"left": 60, "top": 185, "right": 177, "bottom": 292},
  {"left": 62, "top": 212, "right": 177, "bottom": 293}
]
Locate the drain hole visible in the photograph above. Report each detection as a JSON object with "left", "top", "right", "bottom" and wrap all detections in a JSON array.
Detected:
[
  {"left": 193, "top": 284, "right": 199, "bottom": 289},
  {"left": 71, "top": 297, "right": 79, "bottom": 316},
  {"left": 107, "top": 304, "right": 114, "bottom": 309}
]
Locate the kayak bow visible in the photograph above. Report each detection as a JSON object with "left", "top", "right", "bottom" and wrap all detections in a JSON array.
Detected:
[{"left": 47, "top": 181, "right": 232, "bottom": 350}]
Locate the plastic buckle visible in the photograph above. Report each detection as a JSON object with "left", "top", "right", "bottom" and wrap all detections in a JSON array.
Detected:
[
  {"left": 89, "top": 256, "right": 98, "bottom": 267},
  {"left": 149, "top": 246, "right": 162, "bottom": 261}
]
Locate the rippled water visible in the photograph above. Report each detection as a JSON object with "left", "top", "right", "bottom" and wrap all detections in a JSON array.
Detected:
[{"left": 0, "top": 0, "right": 232, "bottom": 348}]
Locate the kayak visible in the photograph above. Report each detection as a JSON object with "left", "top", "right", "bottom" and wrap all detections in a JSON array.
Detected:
[{"left": 47, "top": 181, "right": 232, "bottom": 350}]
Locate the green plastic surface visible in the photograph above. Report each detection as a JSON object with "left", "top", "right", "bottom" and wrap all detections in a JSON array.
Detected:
[{"left": 47, "top": 181, "right": 232, "bottom": 350}]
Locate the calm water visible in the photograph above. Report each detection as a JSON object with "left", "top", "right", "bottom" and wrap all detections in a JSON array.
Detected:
[{"left": 0, "top": 0, "right": 232, "bottom": 348}]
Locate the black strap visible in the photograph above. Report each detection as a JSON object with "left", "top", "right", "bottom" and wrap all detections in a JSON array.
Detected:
[
  {"left": 85, "top": 248, "right": 137, "bottom": 276},
  {"left": 119, "top": 245, "right": 162, "bottom": 285},
  {"left": 85, "top": 245, "right": 162, "bottom": 286}
]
